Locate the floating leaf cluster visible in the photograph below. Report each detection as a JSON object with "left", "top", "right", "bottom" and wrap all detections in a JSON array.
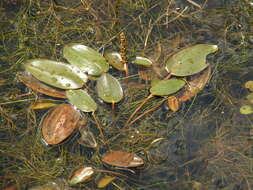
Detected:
[{"left": 19, "top": 43, "right": 218, "bottom": 186}]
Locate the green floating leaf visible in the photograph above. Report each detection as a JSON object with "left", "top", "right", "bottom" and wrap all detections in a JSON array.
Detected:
[
  {"left": 245, "top": 81, "right": 253, "bottom": 92},
  {"left": 246, "top": 93, "right": 253, "bottom": 104},
  {"left": 165, "top": 44, "right": 218, "bottom": 76},
  {"left": 24, "top": 59, "right": 87, "bottom": 89},
  {"left": 240, "top": 105, "right": 253, "bottom": 115},
  {"left": 66, "top": 89, "right": 97, "bottom": 112},
  {"left": 150, "top": 78, "right": 186, "bottom": 96},
  {"left": 96, "top": 73, "right": 123, "bottom": 103},
  {"left": 63, "top": 43, "right": 109, "bottom": 76},
  {"left": 132, "top": 56, "right": 153, "bottom": 67},
  {"left": 104, "top": 52, "right": 125, "bottom": 71}
]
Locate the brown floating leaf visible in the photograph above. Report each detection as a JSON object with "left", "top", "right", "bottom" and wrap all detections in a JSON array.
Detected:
[
  {"left": 178, "top": 66, "right": 211, "bottom": 102},
  {"left": 29, "top": 99, "right": 59, "bottom": 110},
  {"left": 18, "top": 73, "right": 66, "bottom": 98},
  {"left": 102, "top": 151, "right": 144, "bottom": 168},
  {"left": 167, "top": 96, "right": 180, "bottom": 112},
  {"left": 68, "top": 166, "right": 94, "bottom": 185},
  {"left": 41, "top": 104, "right": 81, "bottom": 145},
  {"left": 97, "top": 176, "right": 116, "bottom": 188}
]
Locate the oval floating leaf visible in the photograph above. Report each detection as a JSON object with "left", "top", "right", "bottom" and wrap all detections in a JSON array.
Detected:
[
  {"left": 165, "top": 44, "right": 218, "bottom": 76},
  {"left": 97, "top": 176, "right": 115, "bottom": 188},
  {"left": 18, "top": 73, "right": 67, "bottom": 98},
  {"left": 150, "top": 78, "right": 186, "bottom": 96},
  {"left": 240, "top": 105, "right": 253, "bottom": 115},
  {"left": 63, "top": 43, "right": 109, "bottom": 76},
  {"left": 246, "top": 93, "right": 253, "bottom": 104},
  {"left": 102, "top": 151, "right": 144, "bottom": 168},
  {"left": 132, "top": 56, "right": 153, "bottom": 67},
  {"left": 68, "top": 166, "right": 94, "bottom": 185},
  {"left": 245, "top": 81, "right": 253, "bottom": 92},
  {"left": 29, "top": 99, "right": 59, "bottom": 110},
  {"left": 41, "top": 104, "right": 81, "bottom": 145},
  {"left": 66, "top": 89, "right": 97, "bottom": 112},
  {"left": 24, "top": 59, "right": 88, "bottom": 89},
  {"left": 104, "top": 52, "right": 125, "bottom": 71},
  {"left": 167, "top": 96, "right": 180, "bottom": 112},
  {"left": 96, "top": 73, "right": 123, "bottom": 103}
]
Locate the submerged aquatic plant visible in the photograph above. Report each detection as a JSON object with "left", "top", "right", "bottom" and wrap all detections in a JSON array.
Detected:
[
  {"left": 16, "top": 41, "right": 218, "bottom": 188},
  {"left": 4, "top": 0, "right": 251, "bottom": 188}
]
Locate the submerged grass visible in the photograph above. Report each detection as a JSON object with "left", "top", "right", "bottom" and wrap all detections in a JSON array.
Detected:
[{"left": 0, "top": 0, "right": 253, "bottom": 189}]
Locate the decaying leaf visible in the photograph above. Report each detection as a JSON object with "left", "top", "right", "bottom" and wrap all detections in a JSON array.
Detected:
[
  {"left": 18, "top": 73, "right": 67, "bottom": 98},
  {"left": 41, "top": 104, "right": 81, "bottom": 145},
  {"left": 97, "top": 176, "right": 116, "bottom": 188},
  {"left": 29, "top": 99, "right": 59, "bottom": 110},
  {"left": 102, "top": 151, "right": 144, "bottom": 168},
  {"left": 68, "top": 166, "right": 94, "bottom": 185},
  {"left": 178, "top": 66, "right": 211, "bottom": 102},
  {"left": 167, "top": 96, "right": 180, "bottom": 112}
]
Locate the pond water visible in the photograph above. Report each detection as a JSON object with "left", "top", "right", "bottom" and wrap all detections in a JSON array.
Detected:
[{"left": 0, "top": 0, "right": 253, "bottom": 190}]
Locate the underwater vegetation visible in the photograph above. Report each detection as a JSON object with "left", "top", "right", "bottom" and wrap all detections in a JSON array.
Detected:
[{"left": 0, "top": 0, "right": 253, "bottom": 189}]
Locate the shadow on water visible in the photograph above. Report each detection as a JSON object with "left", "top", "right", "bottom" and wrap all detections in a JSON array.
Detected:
[{"left": 0, "top": 0, "right": 253, "bottom": 189}]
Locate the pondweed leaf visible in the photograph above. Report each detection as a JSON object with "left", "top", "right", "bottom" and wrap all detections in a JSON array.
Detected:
[
  {"left": 167, "top": 96, "right": 180, "bottom": 112},
  {"left": 18, "top": 73, "right": 67, "bottom": 98},
  {"left": 97, "top": 176, "right": 116, "bottom": 188},
  {"left": 24, "top": 59, "right": 88, "bottom": 89},
  {"left": 132, "top": 56, "right": 153, "bottom": 67},
  {"left": 246, "top": 93, "right": 253, "bottom": 104},
  {"left": 29, "top": 99, "right": 59, "bottom": 110},
  {"left": 245, "top": 81, "right": 253, "bottom": 92},
  {"left": 96, "top": 73, "right": 123, "bottom": 103},
  {"left": 104, "top": 52, "right": 125, "bottom": 71},
  {"left": 63, "top": 43, "right": 109, "bottom": 76},
  {"left": 66, "top": 89, "right": 97, "bottom": 112},
  {"left": 41, "top": 104, "right": 81, "bottom": 145},
  {"left": 102, "top": 151, "right": 144, "bottom": 167},
  {"left": 150, "top": 78, "right": 186, "bottom": 96},
  {"left": 165, "top": 44, "right": 218, "bottom": 76},
  {"left": 178, "top": 66, "right": 211, "bottom": 102},
  {"left": 240, "top": 105, "right": 253, "bottom": 115},
  {"left": 68, "top": 166, "right": 94, "bottom": 185}
]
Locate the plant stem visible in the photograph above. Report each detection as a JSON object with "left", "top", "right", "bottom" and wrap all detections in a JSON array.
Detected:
[
  {"left": 125, "top": 94, "right": 153, "bottom": 126},
  {"left": 92, "top": 112, "right": 105, "bottom": 141},
  {"left": 129, "top": 98, "right": 166, "bottom": 125}
]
